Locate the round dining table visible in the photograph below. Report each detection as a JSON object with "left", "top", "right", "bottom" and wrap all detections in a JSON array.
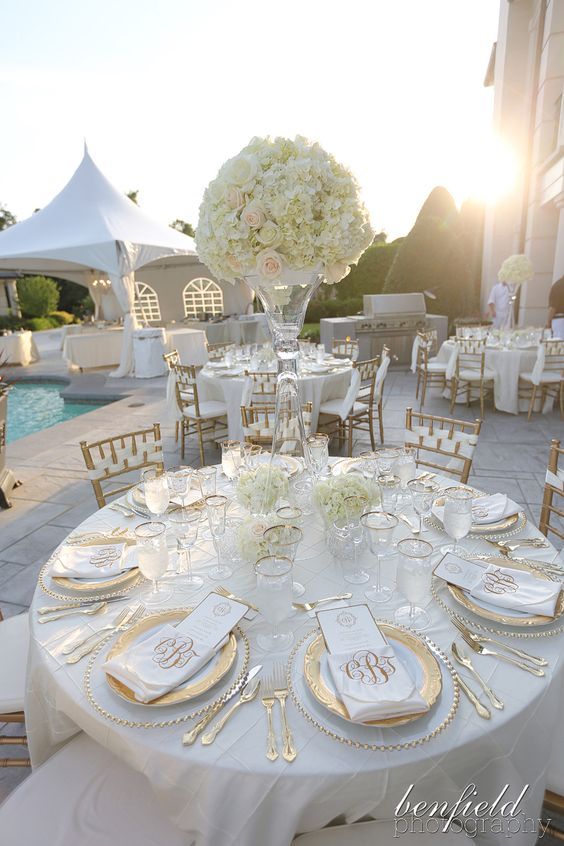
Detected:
[{"left": 25, "top": 464, "right": 564, "bottom": 846}]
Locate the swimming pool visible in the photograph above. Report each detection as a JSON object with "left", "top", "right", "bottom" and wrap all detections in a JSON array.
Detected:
[{"left": 6, "top": 382, "right": 109, "bottom": 443}]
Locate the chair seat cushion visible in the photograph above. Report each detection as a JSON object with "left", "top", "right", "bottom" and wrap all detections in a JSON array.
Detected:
[
  {"left": 458, "top": 368, "right": 495, "bottom": 381},
  {"left": 0, "top": 733, "right": 187, "bottom": 846},
  {"left": 0, "top": 612, "right": 29, "bottom": 713},
  {"left": 319, "top": 399, "right": 369, "bottom": 417},
  {"left": 182, "top": 400, "right": 227, "bottom": 419},
  {"left": 422, "top": 361, "right": 447, "bottom": 372},
  {"left": 520, "top": 371, "right": 563, "bottom": 384}
]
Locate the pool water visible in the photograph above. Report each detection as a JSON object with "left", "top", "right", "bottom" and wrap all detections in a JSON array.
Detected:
[{"left": 6, "top": 382, "right": 108, "bottom": 443}]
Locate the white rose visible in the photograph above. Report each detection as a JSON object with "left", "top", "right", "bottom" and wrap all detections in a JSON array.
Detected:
[
  {"left": 207, "top": 179, "right": 226, "bottom": 203},
  {"left": 242, "top": 200, "right": 267, "bottom": 229},
  {"left": 226, "top": 255, "right": 243, "bottom": 274},
  {"left": 225, "top": 154, "right": 259, "bottom": 187},
  {"left": 256, "top": 248, "right": 283, "bottom": 280},
  {"left": 226, "top": 186, "right": 244, "bottom": 210},
  {"left": 256, "top": 220, "right": 282, "bottom": 248},
  {"left": 324, "top": 263, "right": 350, "bottom": 285}
]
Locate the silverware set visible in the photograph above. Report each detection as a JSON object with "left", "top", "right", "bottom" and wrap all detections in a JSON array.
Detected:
[
  {"left": 261, "top": 665, "right": 296, "bottom": 762},
  {"left": 182, "top": 664, "right": 262, "bottom": 746},
  {"left": 63, "top": 605, "right": 145, "bottom": 664},
  {"left": 293, "top": 593, "right": 352, "bottom": 613},
  {"left": 37, "top": 601, "right": 109, "bottom": 623}
]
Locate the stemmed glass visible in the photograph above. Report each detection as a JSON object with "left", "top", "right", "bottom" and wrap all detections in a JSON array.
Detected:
[
  {"left": 306, "top": 433, "right": 329, "bottom": 479},
  {"left": 394, "top": 538, "right": 434, "bottom": 631},
  {"left": 441, "top": 487, "right": 473, "bottom": 555},
  {"left": 263, "top": 523, "right": 305, "bottom": 597},
  {"left": 375, "top": 448, "right": 400, "bottom": 476},
  {"left": 407, "top": 479, "right": 440, "bottom": 534},
  {"left": 196, "top": 466, "right": 217, "bottom": 499},
  {"left": 167, "top": 507, "right": 204, "bottom": 592},
  {"left": 291, "top": 478, "right": 314, "bottom": 516},
  {"left": 357, "top": 451, "right": 378, "bottom": 480},
  {"left": 134, "top": 521, "right": 173, "bottom": 606},
  {"left": 167, "top": 466, "right": 193, "bottom": 509},
  {"left": 221, "top": 440, "right": 242, "bottom": 481},
  {"left": 377, "top": 474, "right": 401, "bottom": 514},
  {"left": 360, "top": 511, "right": 398, "bottom": 604},
  {"left": 254, "top": 555, "right": 294, "bottom": 652},
  {"left": 142, "top": 468, "right": 170, "bottom": 519},
  {"left": 276, "top": 505, "right": 303, "bottom": 527},
  {"left": 395, "top": 447, "right": 417, "bottom": 492},
  {"left": 205, "top": 494, "right": 231, "bottom": 580},
  {"left": 340, "top": 494, "right": 370, "bottom": 583}
]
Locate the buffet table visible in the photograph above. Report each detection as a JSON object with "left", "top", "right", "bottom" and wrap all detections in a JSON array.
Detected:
[
  {"left": 25, "top": 464, "right": 564, "bottom": 846},
  {"left": 0, "top": 330, "right": 39, "bottom": 366},
  {"left": 63, "top": 328, "right": 124, "bottom": 370}
]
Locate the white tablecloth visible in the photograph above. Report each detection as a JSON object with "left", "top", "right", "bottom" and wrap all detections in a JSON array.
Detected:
[
  {"left": 63, "top": 329, "right": 124, "bottom": 370},
  {"left": 133, "top": 328, "right": 167, "bottom": 378},
  {"left": 25, "top": 468, "right": 564, "bottom": 846},
  {"left": 166, "top": 327, "right": 208, "bottom": 367},
  {"left": 0, "top": 331, "right": 39, "bottom": 366},
  {"left": 184, "top": 316, "right": 270, "bottom": 347},
  {"left": 437, "top": 341, "right": 541, "bottom": 415}
]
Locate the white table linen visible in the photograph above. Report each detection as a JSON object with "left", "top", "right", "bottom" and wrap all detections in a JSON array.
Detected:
[
  {"left": 166, "top": 327, "right": 208, "bottom": 367},
  {"left": 133, "top": 328, "right": 167, "bottom": 378},
  {"left": 0, "top": 330, "right": 39, "bottom": 366},
  {"left": 63, "top": 329, "right": 124, "bottom": 370},
  {"left": 25, "top": 466, "right": 564, "bottom": 846}
]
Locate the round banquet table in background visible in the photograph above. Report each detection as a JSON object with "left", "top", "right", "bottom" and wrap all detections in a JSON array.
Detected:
[
  {"left": 25, "top": 465, "right": 564, "bottom": 846},
  {"left": 436, "top": 340, "right": 541, "bottom": 415},
  {"left": 0, "top": 330, "right": 39, "bottom": 366}
]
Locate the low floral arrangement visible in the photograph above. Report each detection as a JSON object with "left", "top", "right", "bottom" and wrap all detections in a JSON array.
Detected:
[
  {"left": 237, "top": 512, "right": 280, "bottom": 564},
  {"left": 236, "top": 464, "right": 289, "bottom": 514},
  {"left": 313, "top": 474, "right": 379, "bottom": 524},
  {"left": 196, "top": 135, "right": 374, "bottom": 286},
  {"left": 498, "top": 254, "right": 534, "bottom": 285}
]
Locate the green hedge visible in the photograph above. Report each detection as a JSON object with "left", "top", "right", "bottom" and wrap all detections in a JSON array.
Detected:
[
  {"left": 0, "top": 315, "right": 63, "bottom": 332},
  {"left": 49, "top": 310, "right": 77, "bottom": 325}
]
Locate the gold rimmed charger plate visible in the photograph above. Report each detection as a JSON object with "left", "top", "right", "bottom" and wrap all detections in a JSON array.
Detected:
[
  {"left": 331, "top": 457, "right": 363, "bottom": 476},
  {"left": 105, "top": 608, "right": 237, "bottom": 706},
  {"left": 304, "top": 623, "right": 442, "bottom": 727},
  {"left": 429, "top": 496, "right": 524, "bottom": 536},
  {"left": 444, "top": 555, "right": 564, "bottom": 627},
  {"left": 52, "top": 537, "right": 140, "bottom": 593},
  {"left": 130, "top": 486, "right": 204, "bottom": 512}
]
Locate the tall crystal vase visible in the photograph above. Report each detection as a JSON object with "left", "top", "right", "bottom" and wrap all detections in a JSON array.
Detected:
[
  {"left": 244, "top": 269, "right": 324, "bottom": 472},
  {"left": 501, "top": 283, "right": 519, "bottom": 330}
]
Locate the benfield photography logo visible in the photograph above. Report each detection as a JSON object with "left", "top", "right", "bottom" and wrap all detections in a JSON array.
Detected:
[{"left": 394, "top": 783, "right": 551, "bottom": 839}]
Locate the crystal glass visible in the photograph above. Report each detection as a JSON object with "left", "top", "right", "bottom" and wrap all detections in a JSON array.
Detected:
[
  {"left": 395, "top": 447, "right": 417, "bottom": 489},
  {"left": 276, "top": 505, "right": 303, "bottom": 527},
  {"left": 291, "top": 478, "right": 314, "bottom": 516},
  {"left": 167, "top": 466, "right": 193, "bottom": 508},
  {"left": 375, "top": 448, "right": 400, "bottom": 476},
  {"left": 331, "top": 517, "right": 369, "bottom": 584},
  {"left": 221, "top": 440, "right": 242, "bottom": 480},
  {"left": 344, "top": 494, "right": 368, "bottom": 528},
  {"left": 218, "top": 517, "right": 244, "bottom": 568},
  {"left": 307, "top": 433, "right": 329, "bottom": 479},
  {"left": 407, "top": 479, "right": 440, "bottom": 533},
  {"left": 263, "top": 523, "right": 305, "bottom": 597},
  {"left": 142, "top": 468, "right": 170, "bottom": 519},
  {"left": 441, "top": 486, "right": 473, "bottom": 555},
  {"left": 196, "top": 466, "right": 217, "bottom": 498},
  {"left": 205, "top": 494, "right": 231, "bottom": 579},
  {"left": 377, "top": 474, "right": 401, "bottom": 514},
  {"left": 361, "top": 511, "right": 398, "bottom": 604},
  {"left": 242, "top": 444, "right": 263, "bottom": 471},
  {"left": 167, "top": 507, "right": 203, "bottom": 591},
  {"left": 357, "top": 451, "right": 378, "bottom": 480},
  {"left": 394, "top": 538, "right": 435, "bottom": 631},
  {"left": 254, "top": 555, "right": 294, "bottom": 652},
  {"left": 316, "top": 343, "right": 326, "bottom": 363},
  {"left": 135, "top": 521, "right": 172, "bottom": 605}
]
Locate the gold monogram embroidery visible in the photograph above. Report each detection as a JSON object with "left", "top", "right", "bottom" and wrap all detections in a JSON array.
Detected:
[
  {"left": 89, "top": 547, "right": 121, "bottom": 568},
  {"left": 482, "top": 568, "right": 519, "bottom": 595},
  {"left": 152, "top": 637, "right": 198, "bottom": 670},
  {"left": 340, "top": 650, "right": 396, "bottom": 686}
]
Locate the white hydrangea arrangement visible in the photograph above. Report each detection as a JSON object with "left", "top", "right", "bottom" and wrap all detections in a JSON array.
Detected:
[
  {"left": 498, "top": 254, "right": 534, "bottom": 285},
  {"left": 237, "top": 513, "right": 279, "bottom": 564},
  {"left": 196, "top": 135, "right": 374, "bottom": 286},
  {"left": 236, "top": 464, "right": 289, "bottom": 514},
  {"left": 313, "top": 474, "right": 379, "bottom": 524}
]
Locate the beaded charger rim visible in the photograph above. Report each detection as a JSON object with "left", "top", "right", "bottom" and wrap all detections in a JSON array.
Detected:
[
  {"left": 84, "top": 615, "right": 250, "bottom": 729},
  {"left": 286, "top": 626, "right": 459, "bottom": 752},
  {"left": 425, "top": 511, "right": 527, "bottom": 540},
  {"left": 38, "top": 555, "right": 143, "bottom": 602}
]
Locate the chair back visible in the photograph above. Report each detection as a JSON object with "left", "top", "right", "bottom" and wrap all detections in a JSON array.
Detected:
[
  {"left": 244, "top": 370, "right": 278, "bottom": 403},
  {"left": 207, "top": 342, "right": 236, "bottom": 361},
  {"left": 241, "top": 402, "right": 313, "bottom": 452},
  {"left": 162, "top": 349, "right": 180, "bottom": 370},
  {"left": 353, "top": 356, "right": 379, "bottom": 405},
  {"left": 404, "top": 407, "right": 481, "bottom": 484},
  {"left": 171, "top": 362, "right": 200, "bottom": 416},
  {"left": 80, "top": 424, "right": 164, "bottom": 509},
  {"left": 539, "top": 439, "right": 564, "bottom": 543},
  {"left": 332, "top": 338, "right": 359, "bottom": 359},
  {"left": 456, "top": 325, "right": 490, "bottom": 340},
  {"left": 455, "top": 339, "right": 486, "bottom": 376},
  {"left": 542, "top": 340, "right": 564, "bottom": 373}
]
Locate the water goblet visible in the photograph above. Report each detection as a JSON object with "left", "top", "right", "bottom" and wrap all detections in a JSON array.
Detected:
[
  {"left": 375, "top": 448, "right": 400, "bottom": 476},
  {"left": 196, "top": 466, "right": 217, "bottom": 498},
  {"left": 291, "top": 478, "right": 314, "bottom": 516},
  {"left": 254, "top": 555, "right": 294, "bottom": 652},
  {"left": 316, "top": 343, "right": 326, "bottom": 363},
  {"left": 344, "top": 494, "right": 369, "bottom": 528},
  {"left": 331, "top": 517, "right": 369, "bottom": 584},
  {"left": 221, "top": 440, "right": 242, "bottom": 481},
  {"left": 134, "top": 521, "right": 173, "bottom": 606},
  {"left": 167, "top": 466, "right": 193, "bottom": 508},
  {"left": 142, "top": 467, "right": 170, "bottom": 519},
  {"left": 360, "top": 511, "right": 398, "bottom": 604},
  {"left": 263, "top": 523, "right": 305, "bottom": 597},
  {"left": 394, "top": 538, "right": 434, "bottom": 631},
  {"left": 377, "top": 474, "right": 401, "bottom": 514},
  {"left": 406, "top": 479, "right": 440, "bottom": 534},
  {"left": 395, "top": 447, "right": 417, "bottom": 490},
  {"left": 242, "top": 443, "right": 263, "bottom": 472},
  {"left": 276, "top": 505, "right": 303, "bottom": 527},
  {"left": 306, "top": 433, "right": 329, "bottom": 479},
  {"left": 167, "top": 507, "right": 204, "bottom": 591},
  {"left": 357, "top": 451, "right": 378, "bottom": 480},
  {"left": 441, "top": 487, "right": 473, "bottom": 555},
  {"left": 205, "top": 494, "right": 231, "bottom": 580}
]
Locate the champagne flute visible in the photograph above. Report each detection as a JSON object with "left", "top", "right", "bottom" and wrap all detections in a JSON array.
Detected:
[
  {"left": 221, "top": 440, "right": 242, "bottom": 481},
  {"left": 167, "top": 466, "right": 193, "bottom": 508},
  {"left": 394, "top": 538, "right": 434, "bottom": 631},
  {"left": 134, "top": 521, "right": 173, "bottom": 606},
  {"left": 196, "top": 466, "right": 217, "bottom": 498},
  {"left": 263, "top": 523, "right": 305, "bottom": 597},
  {"left": 395, "top": 447, "right": 417, "bottom": 490},
  {"left": 142, "top": 468, "right": 170, "bottom": 519},
  {"left": 291, "top": 479, "right": 314, "bottom": 516},
  {"left": 441, "top": 487, "right": 473, "bottom": 555},
  {"left": 306, "top": 433, "right": 329, "bottom": 479},
  {"left": 377, "top": 474, "right": 401, "bottom": 514},
  {"left": 167, "top": 508, "right": 204, "bottom": 592},
  {"left": 331, "top": 517, "right": 369, "bottom": 585},
  {"left": 254, "top": 555, "right": 294, "bottom": 652},
  {"left": 407, "top": 479, "right": 440, "bottom": 534},
  {"left": 360, "top": 511, "right": 398, "bottom": 604},
  {"left": 205, "top": 494, "right": 231, "bottom": 579}
]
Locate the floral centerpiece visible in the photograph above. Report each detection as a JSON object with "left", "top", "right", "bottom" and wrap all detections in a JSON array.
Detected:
[
  {"left": 313, "top": 474, "right": 379, "bottom": 525},
  {"left": 237, "top": 512, "right": 280, "bottom": 564},
  {"left": 236, "top": 464, "right": 289, "bottom": 516},
  {"left": 498, "top": 254, "right": 534, "bottom": 285}
]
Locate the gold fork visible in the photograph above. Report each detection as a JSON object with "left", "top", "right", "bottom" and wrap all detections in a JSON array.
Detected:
[
  {"left": 451, "top": 616, "right": 548, "bottom": 667},
  {"left": 61, "top": 606, "right": 132, "bottom": 655},
  {"left": 293, "top": 593, "right": 352, "bottom": 612},
  {"left": 216, "top": 585, "right": 259, "bottom": 613},
  {"left": 261, "top": 673, "right": 279, "bottom": 761},
  {"left": 65, "top": 605, "right": 145, "bottom": 664},
  {"left": 273, "top": 663, "right": 296, "bottom": 762},
  {"left": 457, "top": 628, "right": 545, "bottom": 677}
]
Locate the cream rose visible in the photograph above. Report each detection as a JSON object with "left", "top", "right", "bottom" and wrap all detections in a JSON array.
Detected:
[
  {"left": 226, "top": 186, "right": 244, "bottom": 210},
  {"left": 256, "top": 248, "right": 283, "bottom": 280},
  {"left": 256, "top": 220, "right": 282, "bottom": 248},
  {"left": 207, "top": 179, "right": 226, "bottom": 203},
  {"left": 226, "top": 255, "right": 243, "bottom": 274},
  {"left": 324, "top": 263, "right": 350, "bottom": 285},
  {"left": 225, "top": 154, "right": 259, "bottom": 187},
  {"left": 242, "top": 200, "right": 266, "bottom": 230}
]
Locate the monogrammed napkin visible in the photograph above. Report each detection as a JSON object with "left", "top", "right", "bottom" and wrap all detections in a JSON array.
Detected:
[
  {"left": 469, "top": 565, "right": 561, "bottom": 617},
  {"left": 433, "top": 493, "right": 518, "bottom": 526},
  {"left": 51, "top": 543, "right": 134, "bottom": 580}
]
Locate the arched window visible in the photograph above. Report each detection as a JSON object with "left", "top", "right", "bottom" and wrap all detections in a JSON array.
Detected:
[
  {"left": 183, "top": 277, "right": 223, "bottom": 319},
  {"left": 133, "top": 282, "right": 161, "bottom": 323}
]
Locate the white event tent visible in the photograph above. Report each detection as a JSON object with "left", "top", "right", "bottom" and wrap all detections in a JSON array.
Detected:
[{"left": 0, "top": 146, "right": 197, "bottom": 376}]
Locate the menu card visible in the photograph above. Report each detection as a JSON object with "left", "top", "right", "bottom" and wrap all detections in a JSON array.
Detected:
[
  {"left": 175, "top": 592, "right": 248, "bottom": 649},
  {"left": 316, "top": 604, "right": 388, "bottom": 654}
]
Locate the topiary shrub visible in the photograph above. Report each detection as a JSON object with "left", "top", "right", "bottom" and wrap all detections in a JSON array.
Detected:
[
  {"left": 26, "top": 317, "right": 59, "bottom": 331},
  {"left": 16, "top": 276, "right": 60, "bottom": 318},
  {"left": 49, "top": 310, "right": 76, "bottom": 325}
]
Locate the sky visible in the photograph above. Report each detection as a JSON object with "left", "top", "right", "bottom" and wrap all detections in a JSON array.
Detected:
[{"left": 0, "top": 0, "right": 501, "bottom": 239}]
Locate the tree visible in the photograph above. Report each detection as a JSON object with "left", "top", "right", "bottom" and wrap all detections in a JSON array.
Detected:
[
  {"left": 171, "top": 219, "right": 195, "bottom": 238},
  {"left": 459, "top": 199, "right": 485, "bottom": 309},
  {"left": 126, "top": 190, "right": 139, "bottom": 205},
  {"left": 337, "top": 239, "right": 404, "bottom": 301},
  {"left": 0, "top": 204, "right": 16, "bottom": 231},
  {"left": 384, "top": 187, "right": 473, "bottom": 325},
  {"left": 16, "top": 276, "right": 60, "bottom": 318}
]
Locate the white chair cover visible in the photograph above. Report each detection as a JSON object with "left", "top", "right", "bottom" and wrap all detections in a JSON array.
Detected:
[
  {"left": 374, "top": 354, "right": 390, "bottom": 399},
  {"left": 445, "top": 344, "right": 458, "bottom": 381},
  {"left": 546, "top": 468, "right": 564, "bottom": 493},
  {"left": 531, "top": 344, "right": 546, "bottom": 386},
  {"left": 410, "top": 334, "right": 422, "bottom": 373}
]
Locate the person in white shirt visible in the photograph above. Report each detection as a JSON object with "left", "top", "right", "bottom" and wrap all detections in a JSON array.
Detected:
[{"left": 487, "top": 281, "right": 512, "bottom": 328}]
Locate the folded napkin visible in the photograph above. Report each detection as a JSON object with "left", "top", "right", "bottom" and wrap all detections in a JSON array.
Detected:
[
  {"left": 469, "top": 565, "right": 561, "bottom": 617},
  {"left": 103, "top": 624, "right": 227, "bottom": 703},
  {"left": 51, "top": 543, "right": 134, "bottom": 580},
  {"left": 433, "top": 493, "right": 517, "bottom": 526},
  {"left": 327, "top": 644, "right": 429, "bottom": 722}
]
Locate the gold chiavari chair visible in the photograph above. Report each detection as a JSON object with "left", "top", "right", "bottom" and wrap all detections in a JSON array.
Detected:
[
  {"left": 332, "top": 338, "right": 359, "bottom": 359},
  {"left": 163, "top": 350, "right": 181, "bottom": 442},
  {"left": 0, "top": 609, "right": 30, "bottom": 768},
  {"left": 455, "top": 325, "right": 491, "bottom": 339},
  {"left": 207, "top": 342, "right": 236, "bottom": 361},
  {"left": 171, "top": 363, "right": 228, "bottom": 464},
  {"left": 414, "top": 330, "right": 448, "bottom": 409},
  {"left": 80, "top": 424, "right": 164, "bottom": 509},
  {"left": 449, "top": 338, "right": 495, "bottom": 418},
  {"left": 539, "top": 438, "right": 564, "bottom": 543},
  {"left": 518, "top": 339, "right": 564, "bottom": 421},
  {"left": 241, "top": 402, "right": 313, "bottom": 453},
  {"left": 405, "top": 407, "right": 481, "bottom": 485},
  {"left": 244, "top": 370, "right": 278, "bottom": 404}
]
